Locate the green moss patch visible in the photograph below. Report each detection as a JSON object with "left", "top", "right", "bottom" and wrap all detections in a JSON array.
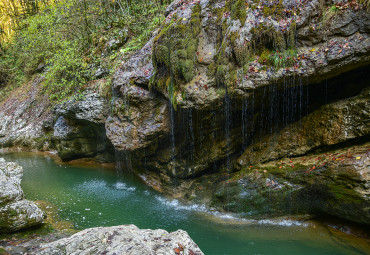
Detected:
[
  {"left": 152, "top": 4, "right": 202, "bottom": 98},
  {"left": 231, "top": 0, "right": 247, "bottom": 26}
]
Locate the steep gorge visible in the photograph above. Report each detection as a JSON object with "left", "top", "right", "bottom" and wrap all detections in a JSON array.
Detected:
[{"left": 0, "top": 0, "right": 369, "bottom": 225}]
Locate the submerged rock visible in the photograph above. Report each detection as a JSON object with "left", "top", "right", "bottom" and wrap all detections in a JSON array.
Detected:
[
  {"left": 33, "top": 224, "right": 204, "bottom": 255},
  {"left": 0, "top": 158, "right": 45, "bottom": 233}
]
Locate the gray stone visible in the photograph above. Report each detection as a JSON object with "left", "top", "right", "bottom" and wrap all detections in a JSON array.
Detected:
[
  {"left": 0, "top": 200, "right": 45, "bottom": 233},
  {"left": 0, "top": 158, "right": 24, "bottom": 205},
  {"left": 239, "top": 88, "right": 370, "bottom": 165},
  {"left": 52, "top": 90, "right": 114, "bottom": 162},
  {"left": 34, "top": 224, "right": 204, "bottom": 255},
  {"left": 0, "top": 158, "right": 45, "bottom": 233},
  {"left": 94, "top": 67, "right": 108, "bottom": 79},
  {"left": 0, "top": 76, "right": 52, "bottom": 150}
]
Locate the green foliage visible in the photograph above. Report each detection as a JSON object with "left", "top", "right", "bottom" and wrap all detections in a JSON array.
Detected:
[
  {"left": 0, "top": 0, "right": 168, "bottom": 104},
  {"left": 231, "top": 0, "right": 247, "bottom": 26},
  {"left": 152, "top": 3, "right": 202, "bottom": 101},
  {"left": 44, "top": 41, "right": 87, "bottom": 102},
  {"left": 358, "top": 0, "right": 370, "bottom": 9},
  {"left": 250, "top": 24, "right": 286, "bottom": 53},
  {"left": 260, "top": 49, "right": 298, "bottom": 69},
  {"left": 329, "top": 5, "right": 339, "bottom": 12}
]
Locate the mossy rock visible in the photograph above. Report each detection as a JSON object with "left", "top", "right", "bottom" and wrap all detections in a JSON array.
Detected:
[
  {"left": 231, "top": 0, "right": 247, "bottom": 26},
  {"left": 152, "top": 3, "right": 202, "bottom": 98}
]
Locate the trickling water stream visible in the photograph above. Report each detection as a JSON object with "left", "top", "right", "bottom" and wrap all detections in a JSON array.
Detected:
[{"left": 1, "top": 152, "right": 369, "bottom": 255}]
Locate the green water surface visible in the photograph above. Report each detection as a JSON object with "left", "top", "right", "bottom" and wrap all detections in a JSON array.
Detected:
[{"left": 1, "top": 152, "right": 369, "bottom": 255}]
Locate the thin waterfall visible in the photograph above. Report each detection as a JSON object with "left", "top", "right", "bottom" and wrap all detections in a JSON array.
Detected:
[
  {"left": 299, "top": 76, "right": 303, "bottom": 128},
  {"left": 114, "top": 149, "right": 124, "bottom": 179},
  {"left": 211, "top": 110, "right": 217, "bottom": 172},
  {"left": 224, "top": 89, "right": 232, "bottom": 212},
  {"left": 188, "top": 109, "right": 195, "bottom": 173},
  {"left": 167, "top": 31, "right": 176, "bottom": 178},
  {"left": 325, "top": 78, "right": 328, "bottom": 104},
  {"left": 306, "top": 76, "right": 309, "bottom": 115},
  {"left": 242, "top": 93, "right": 248, "bottom": 147},
  {"left": 169, "top": 100, "right": 176, "bottom": 177},
  {"left": 224, "top": 91, "right": 231, "bottom": 168}
]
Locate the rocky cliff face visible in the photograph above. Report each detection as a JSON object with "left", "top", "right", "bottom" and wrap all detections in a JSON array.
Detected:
[
  {"left": 0, "top": 158, "right": 45, "bottom": 233},
  {"left": 0, "top": 0, "right": 369, "bottom": 225},
  {"left": 0, "top": 77, "right": 53, "bottom": 150},
  {"left": 108, "top": 0, "right": 369, "bottom": 175},
  {"left": 105, "top": 0, "right": 369, "bottom": 223},
  {"left": 53, "top": 90, "right": 115, "bottom": 162}
]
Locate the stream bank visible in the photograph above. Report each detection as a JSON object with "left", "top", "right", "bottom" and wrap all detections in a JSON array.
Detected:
[{"left": 1, "top": 152, "right": 369, "bottom": 255}]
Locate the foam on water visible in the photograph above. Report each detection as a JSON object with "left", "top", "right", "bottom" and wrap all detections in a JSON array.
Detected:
[
  {"left": 114, "top": 181, "right": 136, "bottom": 191},
  {"left": 257, "top": 219, "right": 309, "bottom": 227},
  {"left": 155, "top": 196, "right": 309, "bottom": 227}
]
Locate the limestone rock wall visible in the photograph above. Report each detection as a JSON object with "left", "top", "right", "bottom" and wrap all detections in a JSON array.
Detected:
[
  {"left": 107, "top": 0, "right": 369, "bottom": 183},
  {"left": 52, "top": 90, "right": 115, "bottom": 162}
]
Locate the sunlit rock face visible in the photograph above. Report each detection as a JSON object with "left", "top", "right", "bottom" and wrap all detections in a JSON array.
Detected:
[
  {"left": 33, "top": 225, "right": 204, "bottom": 255},
  {"left": 0, "top": 158, "right": 45, "bottom": 233},
  {"left": 0, "top": 77, "right": 53, "bottom": 150}
]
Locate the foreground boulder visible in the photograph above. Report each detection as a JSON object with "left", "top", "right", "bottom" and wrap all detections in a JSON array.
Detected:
[
  {"left": 0, "top": 158, "right": 45, "bottom": 233},
  {"left": 33, "top": 224, "right": 204, "bottom": 255}
]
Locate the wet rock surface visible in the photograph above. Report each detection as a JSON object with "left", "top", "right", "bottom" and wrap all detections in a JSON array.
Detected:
[
  {"left": 239, "top": 87, "right": 370, "bottom": 165},
  {"left": 163, "top": 142, "right": 370, "bottom": 224},
  {"left": 30, "top": 225, "right": 203, "bottom": 255},
  {"left": 106, "top": 0, "right": 369, "bottom": 182},
  {"left": 0, "top": 158, "right": 45, "bottom": 233},
  {"left": 101, "top": 0, "right": 370, "bottom": 224}
]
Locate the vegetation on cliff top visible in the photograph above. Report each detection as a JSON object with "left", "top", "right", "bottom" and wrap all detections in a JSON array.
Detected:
[{"left": 0, "top": 0, "right": 171, "bottom": 103}]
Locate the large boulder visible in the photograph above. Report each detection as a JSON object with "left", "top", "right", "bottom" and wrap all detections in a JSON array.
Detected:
[
  {"left": 33, "top": 224, "right": 204, "bottom": 255},
  {"left": 0, "top": 200, "right": 46, "bottom": 233},
  {"left": 53, "top": 90, "right": 115, "bottom": 162},
  {"left": 0, "top": 159, "right": 23, "bottom": 205},
  {"left": 0, "top": 158, "right": 45, "bottom": 233}
]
